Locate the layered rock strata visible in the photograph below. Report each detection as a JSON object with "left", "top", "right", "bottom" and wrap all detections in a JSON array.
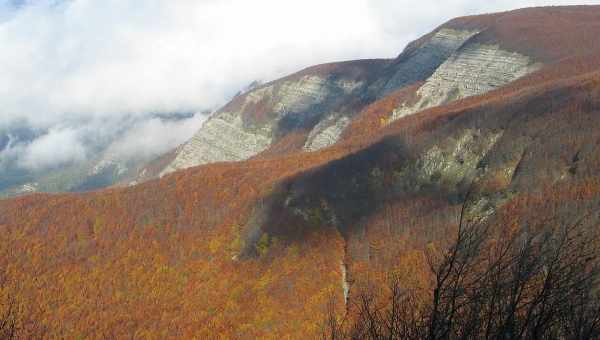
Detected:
[
  {"left": 391, "top": 44, "right": 541, "bottom": 121},
  {"left": 161, "top": 113, "right": 272, "bottom": 176},
  {"left": 161, "top": 73, "right": 366, "bottom": 176},
  {"left": 379, "top": 28, "right": 479, "bottom": 96},
  {"left": 303, "top": 114, "right": 351, "bottom": 152},
  {"left": 160, "top": 29, "right": 542, "bottom": 178}
]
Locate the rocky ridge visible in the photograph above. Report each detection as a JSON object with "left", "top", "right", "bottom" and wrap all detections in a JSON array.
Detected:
[
  {"left": 155, "top": 27, "right": 543, "bottom": 178},
  {"left": 378, "top": 28, "right": 480, "bottom": 96},
  {"left": 160, "top": 63, "right": 382, "bottom": 175},
  {"left": 391, "top": 42, "right": 541, "bottom": 121},
  {"left": 4, "top": 6, "right": 600, "bottom": 338},
  {"left": 303, "top": 113, "right": 351, "bottom": 152},
  {"left": 160, "top": 112, "right": 272, "bottom": 176}
]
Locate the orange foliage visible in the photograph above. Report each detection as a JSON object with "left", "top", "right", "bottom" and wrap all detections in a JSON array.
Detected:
[{"left": 3, "top": 6, "right": 600, "bottom": 338}]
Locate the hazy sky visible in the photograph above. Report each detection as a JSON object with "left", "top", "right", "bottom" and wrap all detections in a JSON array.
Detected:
[{"left": 1, "top": 0, "right": 599, "bottom": 171}]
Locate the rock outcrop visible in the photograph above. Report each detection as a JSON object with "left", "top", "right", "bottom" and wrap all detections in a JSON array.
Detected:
[
  {"left": 379, "top": 28, "right": 480, "bottom": 96},
  {"left": 161, "top": 61, "right": 386, "bottom": 176},
  {"left": 159, "top": 28, "right": 542, "bottom": 177},
  {"left": 126, "top": 12, "right": 571, "bottom": 187},
  {"left": 391, "top": 43, "right": 541, "bottom": 121},
  {"left": 157, "top": 29, "right": 487, "bottom": 176},
  {"left": 161, "top": 112, "right": 273, "bottom": 176},
  {"left": 303, "top": 113, "right": 351, "bottom": 152},
  {"left": 6, "top": 6, "right": 600, "bottom": 338}
]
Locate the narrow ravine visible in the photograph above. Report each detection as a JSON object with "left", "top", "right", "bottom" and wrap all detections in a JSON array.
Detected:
[{"left": 341, "top": 261, "right": 350, "bottom": 307}]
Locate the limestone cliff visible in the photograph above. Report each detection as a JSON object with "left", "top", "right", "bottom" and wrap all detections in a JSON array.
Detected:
[
  {"left": 155, "top": 27, "right": 543, "bottom": 178},
  {"left": 5, "top": 6, "right": 600, "bottom": 338},
  {"left": 160, "top": 60, "right": 388, "bottom": 175},
  {"left": 390, "top": 42, "right": 541, "bottom": 121},
  {"left": 378, "top": 28, "right": 480, "bottom": 96},
  {"left": 303, "top": 113, "right": 351, "bottom": 152}
]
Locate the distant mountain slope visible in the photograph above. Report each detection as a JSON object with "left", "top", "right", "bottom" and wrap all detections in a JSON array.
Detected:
[
  {"left": 157, "top": 59, "right": 390, "bottom": 176},
  {"left": 0, "top": 113, "right": 202, "bottom": 198},
  {"left": 2, "top": 5, "right": 600, "bottom": 338},
  {"left": 142, "top": 5, "right": 600, "bottom": 181}
]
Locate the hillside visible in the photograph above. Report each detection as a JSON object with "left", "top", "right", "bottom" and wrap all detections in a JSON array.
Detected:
[
  {"left": 136, "top": 5, "right": 600, "bottom": 181},
  {"left": 0, "top": 112, "right": 200, "bottom": 198},
  {"left": 2, "top": 5, "right": 600, "bottom": 338}
]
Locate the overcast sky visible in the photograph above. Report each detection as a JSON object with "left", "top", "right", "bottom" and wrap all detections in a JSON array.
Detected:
[{"left": 1, "top": 0, "right": 599, "bottom": 172}]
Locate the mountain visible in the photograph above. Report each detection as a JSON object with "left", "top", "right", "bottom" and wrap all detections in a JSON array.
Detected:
[
  {"left": 0, "top": 113, "right": 202, "bottom": 198},
  {"left": 138, "top": 9, "right": 550, "bottom": 179},
  {"left": 136, "top": 5, "right": 600, "bottom": 181},
  {"left": 2, "top": 5, "right": 600, "bottom": 338}
]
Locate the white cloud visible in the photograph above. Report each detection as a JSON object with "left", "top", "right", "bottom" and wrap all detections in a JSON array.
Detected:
[
  {"left": 2, "top": 0, "right": 598, "bottom": 126},
  {"left": 0, "top": 0, "right": 392, "bottom": 126},
  {"left": 18, "top": 126, "right": 86, "bottom": 171},
  {"left": 103, "top": 114, "right": 206, "bottom": 163},
  {"left": 0, "top": 0, "right": 599, "bottom": 172}
]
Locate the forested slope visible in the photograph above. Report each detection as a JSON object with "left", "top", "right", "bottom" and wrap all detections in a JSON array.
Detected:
[{"left": 2, "top": 5, "right": 600, "bottom": 338}]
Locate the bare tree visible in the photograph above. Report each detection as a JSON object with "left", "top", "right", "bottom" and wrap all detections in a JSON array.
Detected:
[{"left": 324, "top": 195, "right": 600, "bottom": 339}]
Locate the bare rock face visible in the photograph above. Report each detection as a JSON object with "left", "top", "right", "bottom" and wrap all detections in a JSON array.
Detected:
[
  {"left": 157, "top": 27, "right": 543, "bottom": 178},
  {"left": 379, "top": 28, "right": 479, "bottom": 96},
  {"left": 391, "top": 43, "right": 541, "bottom": 121},
  {"left": 417, "top": 129, "right": 504, "bottom": 187},
  {"left": 303, "top": 113, "right": 351, "bottom": 152},
  {"left": 161, "top": 71, "right": 370, "bottom": 176},
  {"left": 159, "top": 30, "right": 486, "bottom": 175},
  {"left": 273, "top": 76, "right": 335, "bottom": 113},
  {"left": 161, "top": 112, "right": 272, "bottom": 176}
]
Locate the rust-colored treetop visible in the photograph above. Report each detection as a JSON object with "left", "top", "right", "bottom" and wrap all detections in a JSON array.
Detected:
[{"left": 3, "top": 5, "right": 600, "bottom": 338}]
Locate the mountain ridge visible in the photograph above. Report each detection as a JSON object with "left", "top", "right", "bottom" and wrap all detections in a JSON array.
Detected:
[
  {"left": 3, "top": 5, "right": 600, "bottom": 338},
  {"left": 138, "top": 5, "right": 600, "bottom": 181}
]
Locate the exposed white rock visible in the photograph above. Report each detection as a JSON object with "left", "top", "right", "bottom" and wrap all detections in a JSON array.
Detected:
[
  {"left": 162, "top": 75, "right": 364, "bottom": 175},
  {"left": 381, "top": 28, "right": 479, "bottom": 95},
  {"left": 127, "top": 168, "right": 150, "bottom": 186},
  {"left": 341, "top": 261, "right": 350, "bottom": 306},
  {"left": 303, "top": 113, "right": 351, "bottom": 152},
  {"left": 161, "top": 112, "right": 272, "bottom": 176},
  {"left": 335, "top": 78, "right": 364, "bottom": 93},
  {"left": 272, "top": 76, "right": 364, "bottom": 114},
  {"left": 391, "top": 44, "right": 542, "bottom": 121},
  {"left": 15, "top": 182, "right": 38, "bottom": 194},
  {"left": 418, "top": 129, "right": 504, "bottom": 185},
  {"left": 243, "top": 84, "right": 274, "bottom": 106},
  {"left": 159, "top": 32, "right": 540, "bottom": 177},
  {"left": 273, "top": 76, "right": 332, "bottom": 113},
  {"left": 90, "top": 156, "right": 128, "bottom": 177}
]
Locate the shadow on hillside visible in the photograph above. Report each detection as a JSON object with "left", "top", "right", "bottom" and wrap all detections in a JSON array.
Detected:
[{"left": 240, "top": 134, "right": 470, "bottom": 258}]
